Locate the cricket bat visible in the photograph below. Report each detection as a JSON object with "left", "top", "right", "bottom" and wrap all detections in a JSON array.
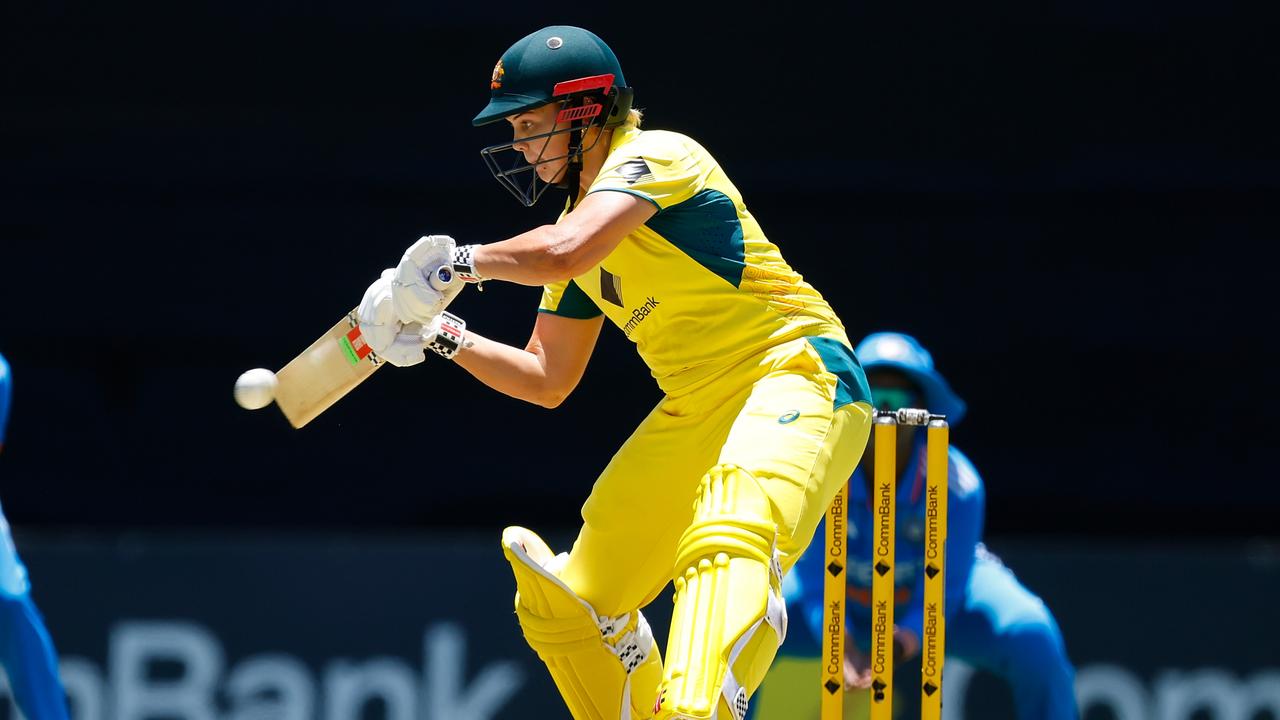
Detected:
[
  {"left": 262, "top": 259, "right": 459, "bottom": 428},
  {"left": 274, "top": 309, "right": 383, "bottom": 429}
]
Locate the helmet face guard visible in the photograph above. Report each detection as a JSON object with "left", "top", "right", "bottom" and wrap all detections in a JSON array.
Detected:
[{"left": 478, "top": 75, "right": 634, "bottom": 207}]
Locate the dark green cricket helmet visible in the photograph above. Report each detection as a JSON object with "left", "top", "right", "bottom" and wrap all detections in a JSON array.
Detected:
[
  {"left": 473, "top": 25, "right": 633, "bottom": 127},
  {"left": 474, "top": 26, "right": 636, "bottom": 206}
]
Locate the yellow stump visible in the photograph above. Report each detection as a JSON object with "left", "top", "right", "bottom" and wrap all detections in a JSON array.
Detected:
[
  {"left": 870, "top": 413, "right": 897, "bottom": 720},
  {"left": 820, "top": 478, "right": 848, "bottom": 720},
  {"left": 921, "top": 418, "right": 949, "bottom": 720}
]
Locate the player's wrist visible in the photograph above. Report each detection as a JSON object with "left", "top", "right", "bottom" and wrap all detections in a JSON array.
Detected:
[
  {"left": 426, "top": 311, "right": 467, "bottom": 360},
  {"left": 452, "top": 244, "right": 486, "bottom": 289}
]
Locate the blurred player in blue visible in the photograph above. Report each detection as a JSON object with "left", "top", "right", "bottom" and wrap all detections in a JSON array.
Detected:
[
  {"left": 751, "top": 332, "right": 1077, "bottom": 719},
  {"left": 0, "top": 352, "right": 71, "bottom": 720}
]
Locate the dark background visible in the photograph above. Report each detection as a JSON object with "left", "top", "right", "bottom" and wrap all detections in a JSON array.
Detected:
[{"left": 1, "top": 1, "right": 1275, "bottom": 538}]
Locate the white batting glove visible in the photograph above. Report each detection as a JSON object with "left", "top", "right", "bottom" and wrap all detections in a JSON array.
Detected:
[
  {"left": 391, "top": 235, "right": 465, "bottom": 324},
  {"left": 356, "top": 269, "right": 401, "bottom": 355},
  {"left": 379, "top": 322, "right": 430, "bottom": 367},
  {"left": 378, "top": 313, "right": 467, "bottom": 366},
  {"left": 356, "top": 270, "right": 427, "bottom": 367}
]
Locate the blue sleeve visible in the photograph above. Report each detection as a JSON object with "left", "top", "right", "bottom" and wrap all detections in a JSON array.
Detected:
[
  {"left": 895, "top": 448, "right": 985, "bottom": 638},
  {"left": 785, "top": 522, "right": 829, "bottom": 652},
  {"left": 0, "top": 594, "right": 71, "bottom": 719},
  {"left": 0, "top": 354, "right": 11, "bottom": 445}
]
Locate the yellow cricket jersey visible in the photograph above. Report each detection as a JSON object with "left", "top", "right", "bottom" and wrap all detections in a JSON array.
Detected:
[{"left": 539, "top": 125, "right": 869, "bottom": 401}]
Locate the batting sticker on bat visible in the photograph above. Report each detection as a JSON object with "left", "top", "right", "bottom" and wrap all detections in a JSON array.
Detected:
[{"left": 340, "top": 325, "right": 373, "bottom": 366}]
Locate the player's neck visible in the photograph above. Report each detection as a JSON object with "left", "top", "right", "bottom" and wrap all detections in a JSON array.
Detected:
[{"left": 576, "top": 128, "right": 614, "bottom": 196}]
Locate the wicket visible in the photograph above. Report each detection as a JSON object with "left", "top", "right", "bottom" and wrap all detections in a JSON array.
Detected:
[{"left": 821, "top": 408, "right": 950, "bottom": 720}]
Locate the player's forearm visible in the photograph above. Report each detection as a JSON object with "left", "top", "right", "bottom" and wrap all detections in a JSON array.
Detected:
[
  {"left": 472, "top": 225, "right": 592, "bottom": 286},
  {"left": 452, "top": 331, "right": 568, "bottom": 408}
]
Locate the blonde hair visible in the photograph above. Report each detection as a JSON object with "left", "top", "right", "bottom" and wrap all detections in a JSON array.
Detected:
[{"left": 624, "top": 107, "right": 644, "bottom": 128}]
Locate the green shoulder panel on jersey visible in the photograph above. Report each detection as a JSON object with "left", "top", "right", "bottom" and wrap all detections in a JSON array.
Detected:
[
  {"left": 538, "top": 279, "right": 603, "bottom": 319},
  {"left": 805, "top": 337, "right": 873, "bottom": 409},
  {"left": 644, "top": 189, "right": 746, "bottom": 287}
]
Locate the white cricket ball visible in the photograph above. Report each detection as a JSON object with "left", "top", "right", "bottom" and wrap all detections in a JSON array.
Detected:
[{"left": 234, "top": 368, "right": 278, "bottom": 410}]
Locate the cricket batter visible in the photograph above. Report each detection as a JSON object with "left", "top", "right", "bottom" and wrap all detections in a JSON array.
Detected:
[
  {"left": 355, "top": 25, "right": 874, "bottom": 720},
  {"left": 752, "top": 332, "right": 1077, "bottom": 719},
  {"left": 0, "top": 353, "right": 71, "bottom": 720}
]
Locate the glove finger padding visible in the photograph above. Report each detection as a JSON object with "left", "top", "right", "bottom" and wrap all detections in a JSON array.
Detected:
[
  {"left": 391, "top": 235, "right": 463, "bottom": 324},
  {"left": 356, "top": 269, "right": 402, "bottom": 357},
  {"left": 379, "top": 322, "right": 427, "bottom": 367}
]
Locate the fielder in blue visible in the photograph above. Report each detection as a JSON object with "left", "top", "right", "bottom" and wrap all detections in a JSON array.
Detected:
[
  {"left": 752, "top": 333, "right": 1077, "bottom": 719},
  {"left": 0, "top": 353, "right": 71, "bottom": 720}
]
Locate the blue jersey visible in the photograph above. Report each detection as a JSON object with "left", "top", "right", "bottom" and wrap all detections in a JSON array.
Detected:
[
  {"left": 0, "top": 353, "right": 10, "bottom": 445},
  {"left": 774, "top": 435, "right": 1079, "bottom": 720},
  {"left": 0, "top": 351, "right": 72, "bottom": 719},
  {"left": 789, "top": 433, "right": 984, "bottom": 647}
]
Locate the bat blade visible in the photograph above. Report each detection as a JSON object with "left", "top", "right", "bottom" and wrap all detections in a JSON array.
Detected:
[{"left": 275, "top": 309, "right": 382, "bottom": 428}]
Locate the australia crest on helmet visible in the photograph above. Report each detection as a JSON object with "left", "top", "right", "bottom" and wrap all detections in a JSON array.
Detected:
[{"left": 490, "top": 59, "right": 504, "bottom": 90}]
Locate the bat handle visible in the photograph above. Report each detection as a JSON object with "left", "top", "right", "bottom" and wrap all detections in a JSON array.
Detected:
[{"left": 428, "top": 265, "right": 456, "bottom": 291}]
